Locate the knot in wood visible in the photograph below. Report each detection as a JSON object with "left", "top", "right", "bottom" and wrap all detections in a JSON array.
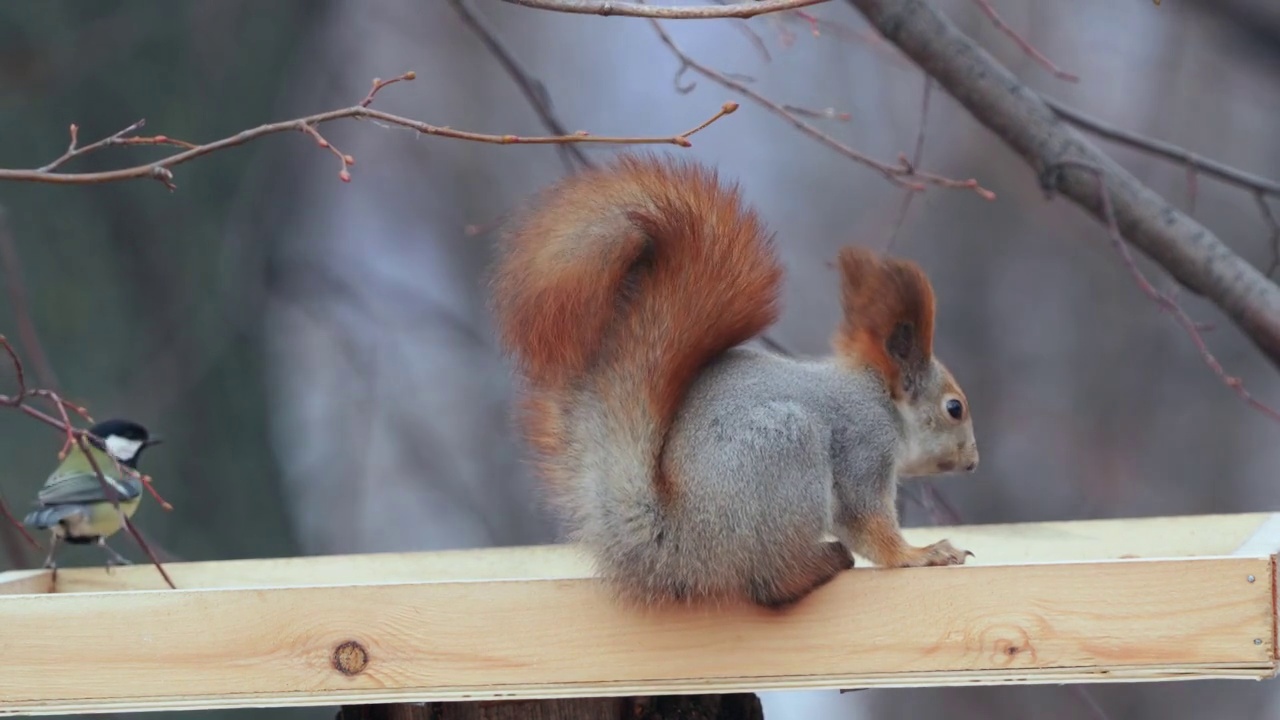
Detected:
[{"left": 332, "top": 640, "right": 369, "bottom": 676}]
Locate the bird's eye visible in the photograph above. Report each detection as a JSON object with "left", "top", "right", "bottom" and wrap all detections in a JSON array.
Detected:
[{"left": 944, "top": 397, "right": 964, "bottom": 420}]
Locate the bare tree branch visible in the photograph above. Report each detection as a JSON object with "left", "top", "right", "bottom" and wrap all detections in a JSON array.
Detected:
[
  {"left": 846, "top": 0, "right": 1280, "bottom": 372},
  {"left": 499, "top": 0, "right": 831, "bottom": 19},
  {"left": 1043, "top": 96, "right": 1280, "bottom": 198},
  {"left": 967, "top": 0, "right": 1079, "bottom": 82},
  {"left": 0, "top": 72, "right": 738, "bottom": 190},
  {"left": 1062, "top": 159, "right": 1280, "bottom": 425},
  {"left": 648, "top": 17, "right": 995, "bottom": 198},
  {"left": 887, "top": 75, "right": 933, "bottom": 249},
  {"left": 0, "top": 490, "right": 40, "bottom": 555},
  {"left": 448, "top": 0, "right": 593, "bottom": 174}
]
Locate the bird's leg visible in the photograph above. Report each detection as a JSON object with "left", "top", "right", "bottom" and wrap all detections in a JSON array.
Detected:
[
  {"left": 43, "top": 532, "right": 61, "bottom": 582},
  {"left": 97, "top": 537, "right": 131, "bottom": 572}
]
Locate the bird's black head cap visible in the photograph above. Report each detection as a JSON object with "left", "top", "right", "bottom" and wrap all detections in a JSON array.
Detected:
[{"left": 86, "top": 418, "right": 161, "bottom": 468}]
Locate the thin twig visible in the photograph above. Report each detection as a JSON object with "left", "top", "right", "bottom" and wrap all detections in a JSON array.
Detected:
[
  {"left": 448, "top": 0, "right": 592, "bottom": 174},
  {"left": 500, "top": 0, "right": 831, "bottom": 19},
  {"left": 968, "top": 0, "right": 1078, "bottom": 82},
  {"left": 780, "top": 104, "right": 852, "bottom": 122},
  {"left": 781, "top": 11, "right": 915, "bottom": 69},
  {"left": 37, "top": 121, "right": 145, "bottom": 173},
  {"left": 26, "top": 388, "right": 91, "bottom": 460},
  {"left": 0, "top": 209, "right": 60, "bottom": 389},
  {"left": 648, "top": 19, "right": 995, "bottom": 199},
  {"left": 730, "top": 15, "right": 775, "bottom": 63},
  {"left": 1257, "top": 193, "right": 1280, "bottom": 278},
  {"left": 0, "top": 72, "right": 738, "bottom": 190},
  {"left": 0, "top": 493, "right": 41, "bottom": 553},
  {"left": 358, "top": 73, "right": 415, "bottom": 108},
  {"left": 74, "top": 434, "right": 176, "bottom": 589},
  {"left": 1044, "top": 96, "right": 1280, "bottom": 198},
  {"left": 887, "top": 75, "right": 934, "bottom": 249},
  {"left": 0, "top": 335, "right": 26, "bottom": 400},
  {"left": 1061, "top": 160, "right": 1280, "bottom": 425},
  {"left": 1184, "top": 159, "right": 1199, "bottom": 217}
]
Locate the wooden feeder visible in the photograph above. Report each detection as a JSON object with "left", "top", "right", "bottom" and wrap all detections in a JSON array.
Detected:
[{"left": 1, "top": 512, "right": 1277, "bottom": 718}]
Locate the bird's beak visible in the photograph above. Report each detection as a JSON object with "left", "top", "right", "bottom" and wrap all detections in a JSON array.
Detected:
[{"left": 145, "top": 436, "right": 164, "bottom": 447}]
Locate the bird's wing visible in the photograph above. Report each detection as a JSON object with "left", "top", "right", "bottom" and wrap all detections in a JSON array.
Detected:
[
  {"left": 24, "top": 504, "right": 87, "bottom": 529},
  {"left": 36, "top": 467, "right": 141, "bottom": 506}
]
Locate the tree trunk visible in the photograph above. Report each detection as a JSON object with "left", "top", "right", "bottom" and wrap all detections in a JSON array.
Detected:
[{"left": 336, "top": 694, "right": 765, "bottom": 720}]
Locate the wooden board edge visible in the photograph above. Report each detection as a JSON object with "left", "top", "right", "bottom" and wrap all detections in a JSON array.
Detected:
[
  {"left": 2, "top": 663, "right": 1274, "bottom": 717},
  {"left": 0, "top": 552, "right": 1269, "bottom": 601},
  {"left": 1272, "top": 554, "right": 1279, "bottom": 665},
  {"left": 5, "top": 510, "right": 1280, "bottom": 595}
]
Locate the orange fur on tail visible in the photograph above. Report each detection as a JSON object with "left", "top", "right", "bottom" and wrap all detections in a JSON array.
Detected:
[
  {"left": 489, "top": 154, "right": 783, "bottom": 496},
  {"left": 832, "top": 246, "right": 936, "bottom": 400}
]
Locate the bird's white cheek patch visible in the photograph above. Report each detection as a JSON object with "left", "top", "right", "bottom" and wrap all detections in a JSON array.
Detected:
[{"left": 105, "top": 436, "right": 143, "bottom": 462}]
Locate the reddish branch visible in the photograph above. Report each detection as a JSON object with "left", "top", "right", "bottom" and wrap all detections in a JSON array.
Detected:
[
  {"left": 0, "top": 492, "right": 40, "bottom": 552},
  {"left": 499, "top": 0, "right": 831, "bottom": 19},
  {"left": 967, "top": 0, "right": 1079, "bottom": 82},
  {"left": 0, "top": 72, "right": 739, "bottom": 190},
  {"left": 0, "top": 337, "right": 94, "bottom": 457},
  {"left": 648, "top": 18, "right": 995, "bottom": 199},
  {"left": 72, "top": 433, "right": 176, "bottom": 589}
]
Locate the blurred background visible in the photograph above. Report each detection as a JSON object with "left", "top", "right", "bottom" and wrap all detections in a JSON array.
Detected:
[{"left": 1, "top": 1, "right": 1278, "bottom": 718}]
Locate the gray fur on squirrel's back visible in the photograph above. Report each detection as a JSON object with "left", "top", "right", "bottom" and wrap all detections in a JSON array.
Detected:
[{"left": 567, "top": 346, "right": 900, "bottom": 606}]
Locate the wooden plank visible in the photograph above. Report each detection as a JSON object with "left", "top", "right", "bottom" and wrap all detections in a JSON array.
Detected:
[
  {"left": 0, "top": 554, "right": 1273, "bottom": 716},
  {"left": 1233, "top": 513, "right": 1280, "bottom": 556},
  {"left": 0, "top": 570, "right": 50, "bottom": 596},
  {"left": 1, "top": 512, "right": 1275, "bottom": 595},
  {"left": 0, "top": 543, "right": 594, "bottom": 595}
]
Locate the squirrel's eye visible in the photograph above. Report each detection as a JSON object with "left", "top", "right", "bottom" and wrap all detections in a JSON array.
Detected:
[{"left": 944, "top": 398, "right": 964, "bottom": 420}]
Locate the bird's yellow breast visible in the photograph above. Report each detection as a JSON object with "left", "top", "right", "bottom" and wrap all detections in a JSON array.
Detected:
[{"left": 67, "top": 497, "right": 141, "bottom": 539}]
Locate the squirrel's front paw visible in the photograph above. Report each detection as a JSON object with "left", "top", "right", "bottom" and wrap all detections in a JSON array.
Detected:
[{"left": 914, "top": 539, "right": 973, "bottom": 567}]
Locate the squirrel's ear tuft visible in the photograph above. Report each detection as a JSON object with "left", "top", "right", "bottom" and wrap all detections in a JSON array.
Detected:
[{"left": 832, "top": 246, "right": 936, "bottom": 399}]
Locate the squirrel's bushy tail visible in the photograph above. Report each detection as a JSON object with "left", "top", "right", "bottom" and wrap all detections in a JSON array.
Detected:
[{"left": 489, "top": 154, "right": 782, "bottom": 514}]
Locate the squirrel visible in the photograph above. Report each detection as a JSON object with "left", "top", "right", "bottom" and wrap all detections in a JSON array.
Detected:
[{"left": 488, "top": 153, "right": 979, "bottom": 610}]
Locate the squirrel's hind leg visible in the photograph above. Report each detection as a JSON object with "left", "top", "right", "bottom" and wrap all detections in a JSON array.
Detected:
[{"left": 746, "top": 540, "right": 854, "bottom": 610}]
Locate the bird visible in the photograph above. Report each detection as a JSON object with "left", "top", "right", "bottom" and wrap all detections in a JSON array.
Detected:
[{"left": 23, "top": 418, "right": 163, "bottom": 571}]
